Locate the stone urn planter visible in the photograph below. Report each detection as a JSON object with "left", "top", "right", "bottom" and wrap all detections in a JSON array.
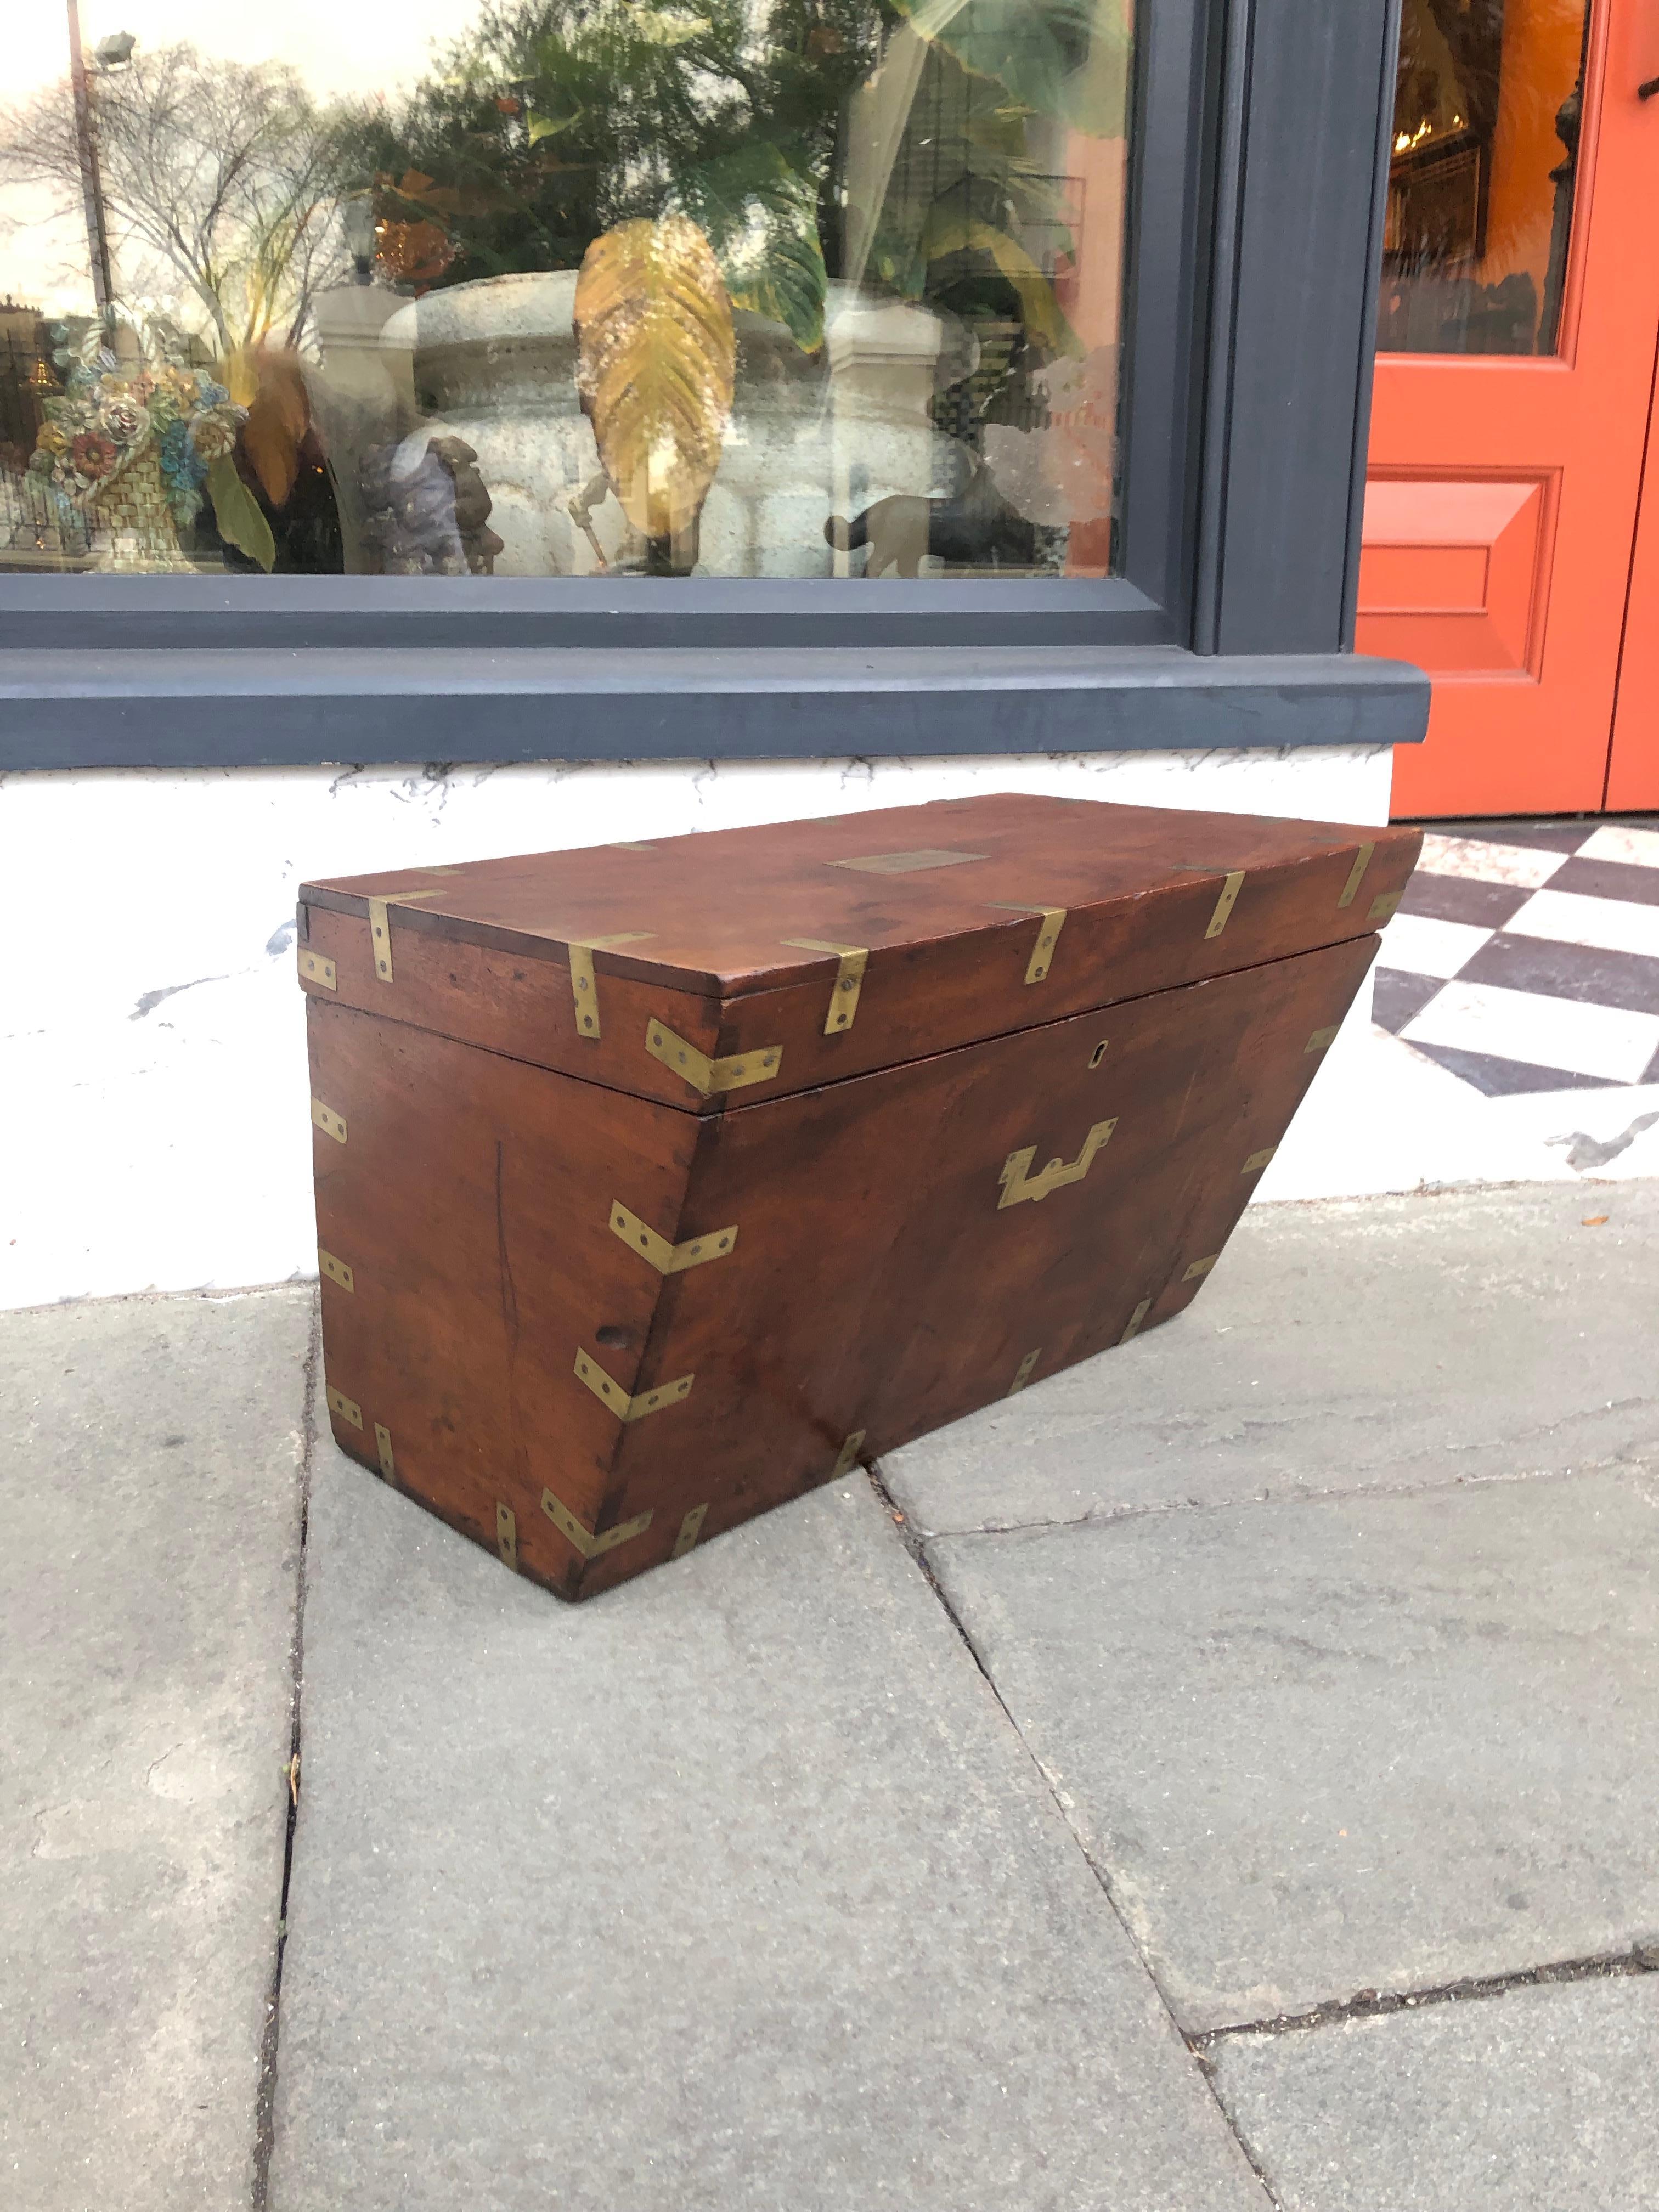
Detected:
[{"left": 376, "top": 270, "right": 952, "bottom": 577}]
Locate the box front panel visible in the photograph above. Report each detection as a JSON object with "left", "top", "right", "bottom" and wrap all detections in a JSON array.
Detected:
[{"left": 578, "top": 932, "right": 1379, "bottom": 1595}]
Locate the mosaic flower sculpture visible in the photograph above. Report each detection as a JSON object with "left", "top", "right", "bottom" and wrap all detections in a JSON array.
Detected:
[{"left": 26, "top": 319, "right": 268, "bottom": 569}]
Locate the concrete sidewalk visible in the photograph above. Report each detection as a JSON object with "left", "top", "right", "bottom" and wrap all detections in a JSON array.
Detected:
[{"left": 4, "top": 1183, "right": 1657, "bottom": 2210}]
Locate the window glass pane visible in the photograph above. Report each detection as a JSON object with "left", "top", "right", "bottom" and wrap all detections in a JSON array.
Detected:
[
  {"left": 1377, "top": 0, "right": 1590, "bottom": 357},
  {"left": 0, "top": 0, "right": 1133, "bottom": 577}
]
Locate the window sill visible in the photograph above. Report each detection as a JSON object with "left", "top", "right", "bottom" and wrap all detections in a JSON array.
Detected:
[{"left": 0, "top": 645, "right": 1428, "bottom": 770}]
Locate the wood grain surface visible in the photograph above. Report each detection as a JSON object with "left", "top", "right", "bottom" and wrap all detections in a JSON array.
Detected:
[
  {"left": 298, "top": 793, "right": 1420, "bottom": 1114},
  {"left": 309, "top": 927, "right": 1376, "bottom": 1600}
]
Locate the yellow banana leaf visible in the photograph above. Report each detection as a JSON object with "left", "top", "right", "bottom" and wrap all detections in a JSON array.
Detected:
[{"left": 574, "top": 215, "right": 736, "bottom": 548}]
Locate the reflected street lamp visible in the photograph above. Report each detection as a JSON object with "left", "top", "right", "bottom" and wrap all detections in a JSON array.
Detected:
[{"left": 65, "top": 5, "right": 133, "bottom": 323}]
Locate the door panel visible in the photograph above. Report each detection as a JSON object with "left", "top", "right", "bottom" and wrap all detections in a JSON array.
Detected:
[
  {"left": 1360, "top": 475, "right": 1549, "bottom": 672},
  {"left": 1359, "top": 0, "right": 1659, "bottom": 819}
]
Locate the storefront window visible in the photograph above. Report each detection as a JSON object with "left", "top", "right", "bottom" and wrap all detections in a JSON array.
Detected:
[
  {"left": 1376, "top": 0, "right": 1591, "bottom": 357},
  {"left": 0, "top": 0, "right": 1133, "bottom": 578}
]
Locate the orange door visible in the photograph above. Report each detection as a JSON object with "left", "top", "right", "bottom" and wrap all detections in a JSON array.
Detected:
[
  {"left": 1605, "top": 335, "right": 1659, "bottom": 808},
  {"left": 1357, "top": 0, "right": 1659, "bottom": 820}
]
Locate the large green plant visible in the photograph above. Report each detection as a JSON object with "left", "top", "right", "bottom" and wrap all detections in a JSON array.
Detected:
[{"left": 336, "top": 0, "right": 1129, "bottom": 358}]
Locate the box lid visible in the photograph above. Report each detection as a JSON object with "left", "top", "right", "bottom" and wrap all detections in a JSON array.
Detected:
[{"left": 298, "top": 793, "right": 1421, "bottom": 1114}]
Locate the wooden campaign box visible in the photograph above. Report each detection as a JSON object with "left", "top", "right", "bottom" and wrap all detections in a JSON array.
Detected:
[{"left": 297, "top": 793, "right": 1420, "bottom": 1600}]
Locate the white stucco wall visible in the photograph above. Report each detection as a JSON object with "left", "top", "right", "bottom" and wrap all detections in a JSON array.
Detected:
[{"left": 0, "top": 744, "right": 1392, "bottom": 1310}]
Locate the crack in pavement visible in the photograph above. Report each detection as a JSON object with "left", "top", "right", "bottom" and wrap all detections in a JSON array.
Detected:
[
  {"left": 1190, "top": 1945, "right": 1659, "bottom": 2049},
  {"left": 866, "top": 1460, "right": 1283, "bottom": 2208},
  {"left": 250, "top": 1291, "right": 320, "bottom": 2210}
]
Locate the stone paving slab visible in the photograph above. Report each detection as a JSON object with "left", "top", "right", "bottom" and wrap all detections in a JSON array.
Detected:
[
  {"left": 270, "top": 1449, "right": 1270, "bottom": 2212},
  {"left": 0, "top": 1289, "right": 311, "bottom": 2212},
  {"left": 928, "top": 1466, "right": 1659, "bottom": 2032},
  {"left": 882, "top": 1183, "right": 1659, "bottom": 1535},
  {"left": 1211, "top": 1971, "right": 1659, "bottom": 2211}
]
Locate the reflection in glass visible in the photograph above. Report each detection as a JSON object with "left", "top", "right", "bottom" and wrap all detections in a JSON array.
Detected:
[
  {"left": 0, "top": 0, "right": 1133, "bottom": 577},
  {"left": 1378, "top": 0, "right": 1592, "bottom": 357}
]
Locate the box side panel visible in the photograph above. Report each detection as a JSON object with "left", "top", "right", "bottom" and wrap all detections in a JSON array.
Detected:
[
  {"left": 574, "top": 934, "right": 1378, "bottom": 1594},
  {"left": 305, "top": 1000, "right": 702, "bottom": 1598}
]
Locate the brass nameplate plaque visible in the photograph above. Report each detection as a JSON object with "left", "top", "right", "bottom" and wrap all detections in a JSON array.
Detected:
[
  {"left": 325, "top": 1384, "right": 362, "bottom": 1430},
  {"left": 827, "top": 849, "right": 987, "bottom": 875},
  {"left": 610, "top": 1201, "right": 737, "bottom": 1276},
  {"left": 298, "top": 949, "right": 336, "bottom": 991},
  {"left": 645, "top": 1020, "right": 782, "bottom": 1099},
  {"left": 310, "top": 1097, "right": 347, "bottom": 1146},
  {"left": 318, "top": 1248, "right": 354, "bottom": 1292},
  {"left": 541, "top": 1486, "right": 654, "bottom": 1559},
  {"left": 574, "top": 1348, "right": 695, "bottom": 1423},
  {"left": 1337, "top": 843, "right": 1376, "bottom": 909},
  {"left": 998, "top": 1119, "right": 1118, "bottom": 1209},
  {"left": 781, "top": 939, "right": 869, "bottom": 1033}
]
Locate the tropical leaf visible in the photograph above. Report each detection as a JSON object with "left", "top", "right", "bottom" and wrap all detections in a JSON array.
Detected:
[
  {"left": 206, "top": 455, "right": 276, "bottom": 572},
  {"left": 917, "top": 208, "right": 1080, "bottom": 355},
  {"left": 526, "top": 105, "right": 582, "bottom": 143},
  {"left": 676, "top": 144, "right": 827, "bottom": 350},
  {"left": 891, "top": 0, "right": 1130, "bottom": 131},
  {"left": 229, "top": 348, "right": 309, "bottom": 507},
  {"left": 574, "top": 215, "right": 736, "bottom": 552}
]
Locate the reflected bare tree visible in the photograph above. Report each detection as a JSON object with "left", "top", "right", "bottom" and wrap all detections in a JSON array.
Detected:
[{"left": 0, "top": 42, "right": 349, "bottom": 356}]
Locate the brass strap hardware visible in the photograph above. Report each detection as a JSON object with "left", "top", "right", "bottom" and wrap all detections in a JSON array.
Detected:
[
  {"left": 990, "top": 903, "right": 1067, "bottom": 984},
  {"left": 1242, "top": 1146, "right": 1279, "bottom": 1174},
  {"left": 1206, "top": 870, "right": 1246, "bottom": 938},
  {"left": 672, "top": 1503, "right": 708, "bottom": 1558},
  {"left": 611, "top": 842, "right": 658, "bottom": 853},
  {"left": 496, "top": 1504, "right": 518, "bottom": 1568},
  {"left": 1306, "top": 1025, "right": 1340, "bottom": 1054},
  {"left": 831, "top": 1430, "right": 866, "bottom": 1480},
  {"left": 311, "top": 1097, "right": 347, "bottom": 1145},
  {"left": 318, "top": 1248, "right": 354, "bottom": 1292},
  {"left": 781, "top": 939, "right": 869, "bottom": 1033},
  {"left": 541, "top": 1486, "right": 654, "bottom": 1559},
  {"left": 366, "top": 887, "right": 451, "bottom": 983},
  {"left": 998, "top": 1119, "right": 1117, "bottom": 1209},
  {"left": 574, "top": 1347, "right": 695, "bottom": 1423},
  {"left": 645, "top": 1020, "right": 782, "bottom": 1099},
  {"left": 1120, "top": 1299, "right": 1152, "bottom": 1344},
  {"left": 1337, "top": 843, "right": 1376, "bottom": 909},
  {"left": 1183, "top": 1255, "right": 1218, "bottom": 1282},
  {"left": 374, "top": 1423, "right": 396, "bottom": 1480},
  {"left": 610, "top": 1201, "right": 737, "bottom": 1276},
  {"left": 298, "top": 949, "right": 336, "bottom": 991},
  {"left": 325, "top": 1384, "right": 361, "bottom": 1430},
  {"left": 1367, "top": 891, "right": 1402, "bottom": 923},
  {"left": 563, "top": 932, "right": 655, "bottom": 1041},
  {"left": 1008, "top": 1348, "right": 1042, "bottom": 1395}
]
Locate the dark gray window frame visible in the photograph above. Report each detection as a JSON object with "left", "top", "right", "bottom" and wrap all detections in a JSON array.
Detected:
[{"left": 0, "top": 0, "right": 1425, "bottom": 770}]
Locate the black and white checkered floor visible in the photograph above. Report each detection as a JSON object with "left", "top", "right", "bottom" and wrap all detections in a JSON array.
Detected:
[{"left": 1375, "top": 817, "right": 1659, "bottom": 1096}]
